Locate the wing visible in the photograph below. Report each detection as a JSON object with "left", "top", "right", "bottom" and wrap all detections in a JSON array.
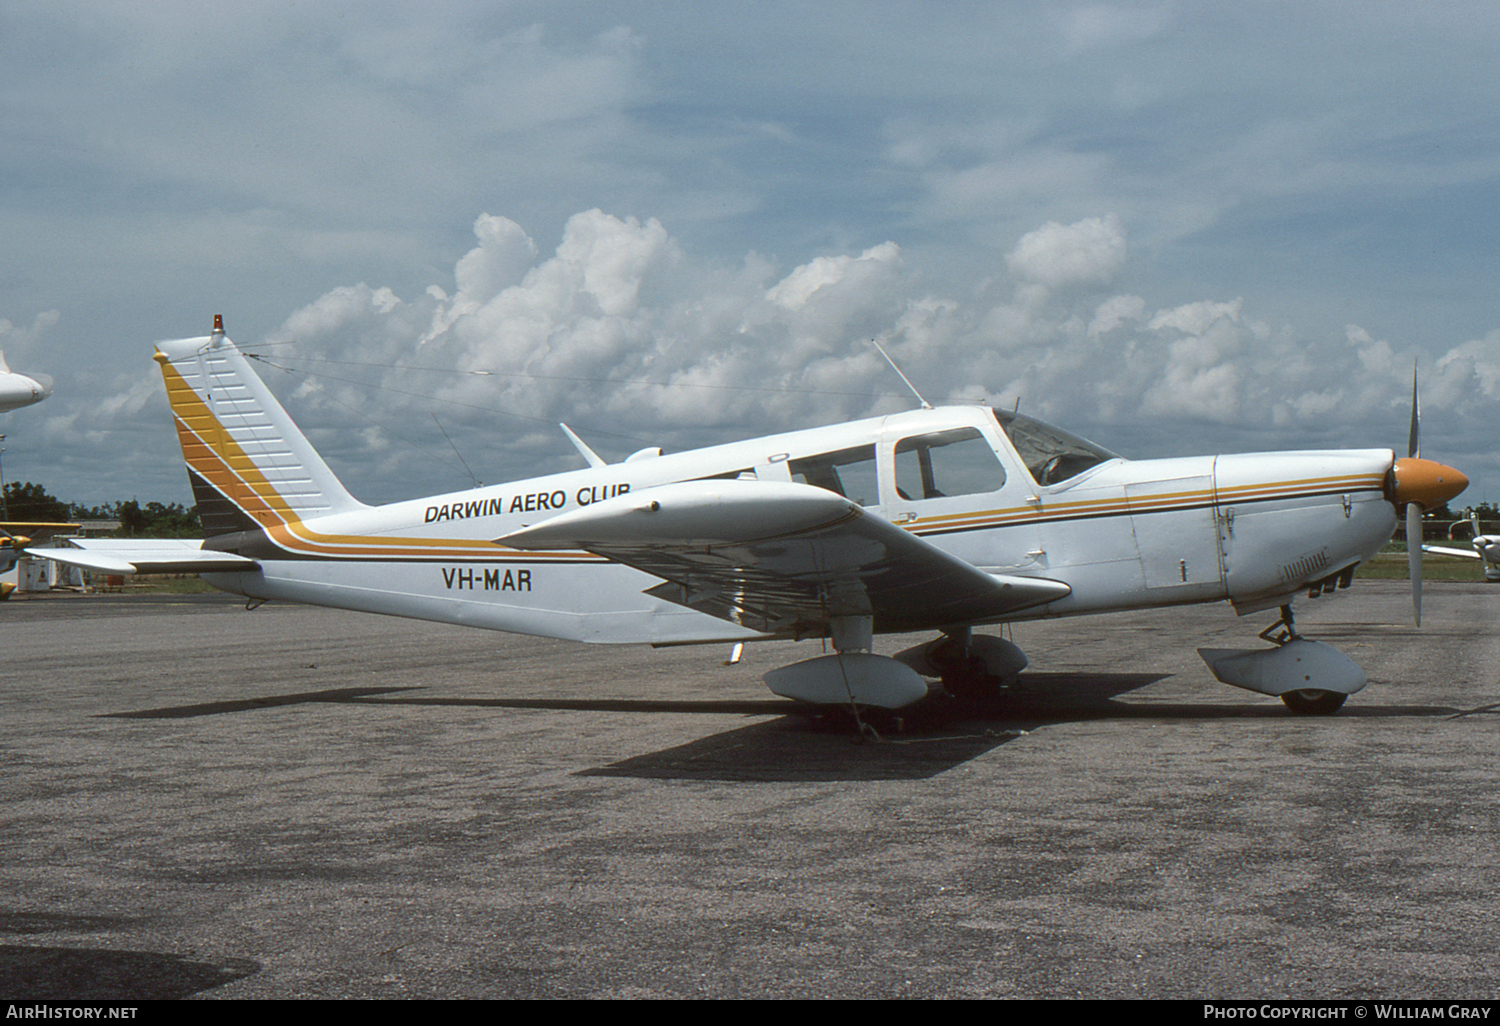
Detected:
[
  {"left": 1421, "top": 544, "right": 1481, "bottom": 560},
  {"left": 499, "top": 479, "right": 1069, "bottom": 637},
  {"left": 25, "top": 538, "right": 259, "bottom": 575}
]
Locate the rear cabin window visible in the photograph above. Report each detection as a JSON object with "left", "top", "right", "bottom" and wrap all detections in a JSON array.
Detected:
[
  {"left": 894, "top": 428, "right": 1006, "bottom": 500},
  {"left": 788, "top": 444, "right": 879, "bottom": 507}
]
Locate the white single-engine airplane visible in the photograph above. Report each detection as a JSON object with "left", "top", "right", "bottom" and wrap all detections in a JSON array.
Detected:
[
  {"left": 35, "top": 316, "right": 1469, "bottom": 717},
  {"left": 1424, "top": 510, "right": 1500, "bottom": 583},
  {"left": 0, "top": 351, "right": 53, "bottom": 413}
]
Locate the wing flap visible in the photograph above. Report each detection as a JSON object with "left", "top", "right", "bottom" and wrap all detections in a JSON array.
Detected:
[
  {"left": 500, "top": 479, "right": 1068, "bottom": 635},
  {"left": 26, "top": 539, "right": 259, "bottom": 575}
]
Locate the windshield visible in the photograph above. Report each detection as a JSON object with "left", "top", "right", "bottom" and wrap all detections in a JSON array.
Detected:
[{"left": 992, "top": 409, "right": 1119, "bottom": 485}]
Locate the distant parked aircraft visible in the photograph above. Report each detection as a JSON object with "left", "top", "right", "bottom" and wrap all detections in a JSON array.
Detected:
[
  {"left": 0, "top": 351, "right": 52, "bottom": 413},
  {"left": 1423, "top": 510, "right": 1500, "bottom": 583}
]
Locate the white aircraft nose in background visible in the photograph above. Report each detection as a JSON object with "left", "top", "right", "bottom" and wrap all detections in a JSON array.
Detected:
[{"left": 0, "top": 351, "right": 53, "bottom": 413}]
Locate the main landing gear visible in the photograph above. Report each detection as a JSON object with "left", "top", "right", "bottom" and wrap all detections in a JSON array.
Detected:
[
  {"left": 891, "top": 626, "right": 1028, "bottom": 703},
  {"left": 1198, "top": 604, "right": 1365, "bottom": 715},
  {"left": 761, "top": 619, "right": 1029, "bottom": 734}
]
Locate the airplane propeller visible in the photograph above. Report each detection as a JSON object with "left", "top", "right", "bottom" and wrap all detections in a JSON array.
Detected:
[
  {"left": 1407, "top": 367, "right": 1423, "bottom": 625},
  {"left": 1386, "top": 364, "right": 1468, "bottom": 626}
]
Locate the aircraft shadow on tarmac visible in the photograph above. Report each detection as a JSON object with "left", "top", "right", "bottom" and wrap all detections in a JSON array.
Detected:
[
  {"left": 0, "top": 910, "right": 259, "bottom": 999},
  {"left": 96, "top": 673, "right": 1472, "bottom": 783},
  {"left": 0, "top": 942, "right": 257, "bottom": 1000},
  {"left": 101, "top": 671, "right": 1160, "bottom": 722},
  {"left": 571, "top": 671, "right": 1465, "bottom": 782}
]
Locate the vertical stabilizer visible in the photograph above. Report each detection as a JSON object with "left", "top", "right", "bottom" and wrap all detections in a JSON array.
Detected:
[{"left": 154, "top": 317, "right": 367, "bottom": 536}]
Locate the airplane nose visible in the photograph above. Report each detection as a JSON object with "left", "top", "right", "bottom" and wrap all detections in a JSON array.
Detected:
[
  {"left": 1387, "top": 457, "right": 1469, "bottom": 509},
  {"left": 31, "top": 373, "right": 53, "bottom": 399}
]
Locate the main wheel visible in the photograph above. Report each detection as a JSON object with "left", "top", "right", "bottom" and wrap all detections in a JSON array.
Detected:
[
  {"left": 939, "top": 653, "right": 1007, "bottom": 702},
  {"left": 1280, "top": 688, "right": 1347, "bottom": 715}
]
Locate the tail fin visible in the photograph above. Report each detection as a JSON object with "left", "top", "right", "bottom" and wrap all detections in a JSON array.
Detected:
[{"left": 155, "top": 316, "right": 367, "bottom": 537}]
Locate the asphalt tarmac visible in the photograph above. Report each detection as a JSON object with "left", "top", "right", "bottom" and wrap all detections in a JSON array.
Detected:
[{"left": 1, "top": 580, "right": 1497, "bottom": 1000}]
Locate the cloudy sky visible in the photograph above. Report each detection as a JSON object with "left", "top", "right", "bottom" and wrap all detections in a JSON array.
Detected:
[{"left": 3, "top": 1, "right": 1499, "bottom": 511}]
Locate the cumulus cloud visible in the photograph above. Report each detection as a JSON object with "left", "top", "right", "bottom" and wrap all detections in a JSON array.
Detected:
[
  {"left": 1438, "top": 329, "right": 1500, "bottom": 397},
  {"left": 1006, "top": 214, "right": 1127, "bottom": 290},
  {"left": 0, "top": 309, "right": 61, "bottom": 368},
  {"left": 131, "top": 205, "right": 1499, "bottom": 502},
  {"left": 1147, "top": 298, "right": 1247, "bottom": 336},
  {"left": 1141, "top": 317, "right": 1247, "bottom": 422},
  {"left": 13, "top": 5, "right": 1500, "bottom": 509},
  {"left": 1088, "top": 294, "right": 1146, "bottom": 336},
  {"left": 766, "top": 243, "right": 902, "bottom": 310}
]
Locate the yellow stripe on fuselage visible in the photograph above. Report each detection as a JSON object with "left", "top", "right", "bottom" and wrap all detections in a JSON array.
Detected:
[{"left": 904, "top": 472, "right": 1385, "bottom": 536}]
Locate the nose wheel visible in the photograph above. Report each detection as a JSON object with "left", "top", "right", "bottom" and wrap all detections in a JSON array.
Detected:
[
  {"left": 1257, "top": 606, "right": 1352, "bottom": 715},
  {"left": 1279, "top": 688, "right": 1347, "bottom": 715},
  {"left": 1200, "top": 604, "right": 1365, "bottom": 715}
]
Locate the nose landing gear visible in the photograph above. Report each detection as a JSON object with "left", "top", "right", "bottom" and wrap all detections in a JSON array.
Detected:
[{"left": 1199, "top": 605, "right": 1363, "bottom": 715}]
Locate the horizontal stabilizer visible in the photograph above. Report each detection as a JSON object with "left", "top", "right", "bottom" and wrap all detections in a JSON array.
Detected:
[{"left": 26, "top": 539, "right": 259, "bottom": 575}]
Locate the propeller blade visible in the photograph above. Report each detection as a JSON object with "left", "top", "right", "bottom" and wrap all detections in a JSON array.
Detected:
[
  {"left": 1407, "top": 501, "right": 1423, "bottom": 627},
  {"left": 1408, "top": 361, "right": 1420, "bottom": 458}
]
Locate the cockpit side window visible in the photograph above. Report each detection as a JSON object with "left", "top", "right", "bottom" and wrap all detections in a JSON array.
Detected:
[
  {"left": 788, "top": 444, "right": 879, "bottom": 507},
  {"left": 993, "top": 410, "right": 1118, "bottom": 485},
  {"left": 893, "top": 428, "right": 1006, "bottom": 500}
]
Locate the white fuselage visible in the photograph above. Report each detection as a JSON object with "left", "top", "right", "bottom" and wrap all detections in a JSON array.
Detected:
[
  {"left": 0, "top": 367, "right": 52, "bottom": 413},
  {"left": 202, "top": 405, "right": 1398, "bottom": 645}
]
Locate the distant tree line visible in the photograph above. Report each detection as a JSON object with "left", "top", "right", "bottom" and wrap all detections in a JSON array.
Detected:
[
  {"left": 1422, "top": 501, "right": 1498, "bottom": 527},
  {"left": 2, "top": 481, "right": 201, "bottom": 537}
]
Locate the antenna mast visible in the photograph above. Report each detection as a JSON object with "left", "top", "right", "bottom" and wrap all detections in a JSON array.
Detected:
[{"left": 868, "top": 338, "right": 931, "bottom": 410}]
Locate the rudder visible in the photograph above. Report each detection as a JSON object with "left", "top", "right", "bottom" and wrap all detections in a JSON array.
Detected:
[{"left": 155, "top": 316, "right": 367, "bottom": 537}]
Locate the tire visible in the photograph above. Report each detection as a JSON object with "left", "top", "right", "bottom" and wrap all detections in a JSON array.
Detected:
[
  {"left": 941, "top": 655, "right": 1004, "bottom": 702},
  {"left": 1280, "top": 688, "right": 1347, "bottom": 715}
]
